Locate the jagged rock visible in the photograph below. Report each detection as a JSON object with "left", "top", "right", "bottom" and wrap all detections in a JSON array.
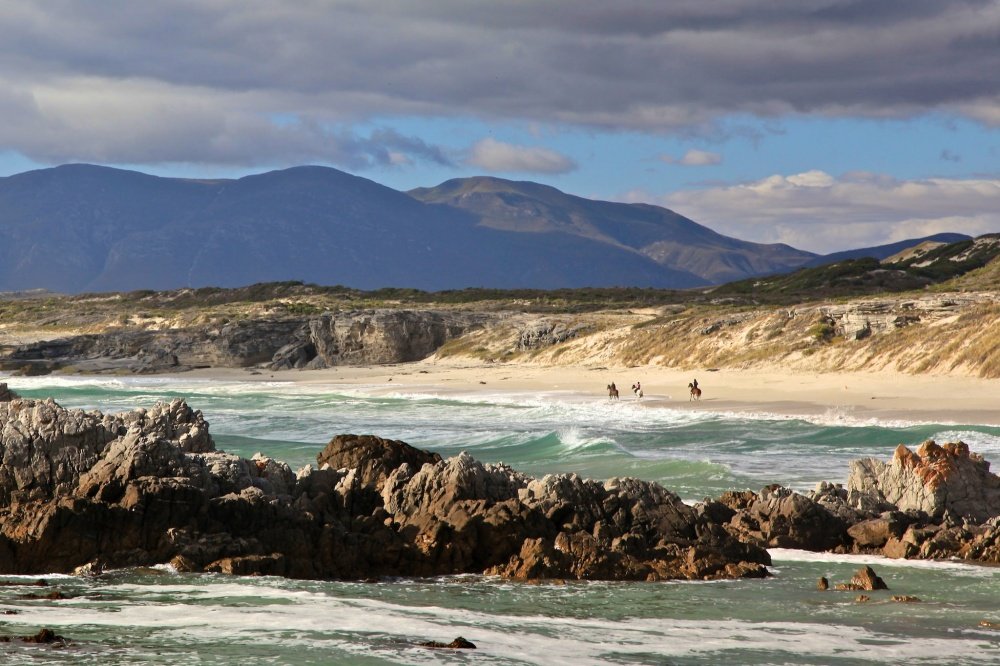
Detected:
[
  {"left": 725, "top": 485, "right": 849, "bottom": 550},
  {"left": 0, "top": 394, "right": 771, "bottom": 582},
  {"left": 855, "top": 594, "right": 870, "bottom": 603},
  {"left": 817, "top": 576, "right": 829, "bottom": 590},
  {"left": 0, "top": 383, "right": 17, "bottom": 402},
  {"left": 834, "top": 565, "right": 888, "bottom": 591},
  {"left": 419, "top": 636, "right": 477, "bottom": 649},
  {"left": 318, "top": 434, "right": 442, "bottom": 491},
  {"left": 847, "top": 515, "right": 907, "bottom": 548},
  {"left": 891, "top": 595, "right": 920, "bottom": 602},
  {"left": 849, "top": 441, "right": 1000, "bottom": 523},
  {"left": 21, "top": 628, "right": 65, "bottom": 644}
]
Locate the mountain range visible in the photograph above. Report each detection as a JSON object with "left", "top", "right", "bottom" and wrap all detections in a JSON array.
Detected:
[{"left": 0, "top": 164, "right": 963, "bottom": 294}]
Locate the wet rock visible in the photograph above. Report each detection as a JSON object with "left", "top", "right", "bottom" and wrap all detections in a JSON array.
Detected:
[
  {"left": 0, "top": 383, "right": 17, "bottom": 402},
  {"left": 817, "top": 576, "right": 829, "bottom": 591},
  {"left": 724, "top": 485, "right": 849, "bottom": 550},
  {"left": 0, "top": 393, "right": 771, "bottom": 583},
  {"left": 891, "top": 595, "right": 921, "bottom": 602},
  {"left": 855, "top": 594, "right": 871, "bottom": 603},
  {"left": 419, "top": 636, "right": 477, "bottom": 649},
  {"left": 834, "top": 565, "right": 888, "bottom": 591},
  {"left": 21, "top": 628, "right": 65, "bottom": 644}
]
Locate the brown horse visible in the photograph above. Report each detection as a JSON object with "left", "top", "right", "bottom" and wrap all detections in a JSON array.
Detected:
[
  {"left": 607, "top": 384, "right": 619, "bottom": 400},
  {"left": 688, "top": 383, "right": 702, "bottom": 401}
]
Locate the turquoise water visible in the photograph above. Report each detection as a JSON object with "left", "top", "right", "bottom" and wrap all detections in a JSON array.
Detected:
[{"left": 2, "top": 375, "right": 1000, "bottom": 664}]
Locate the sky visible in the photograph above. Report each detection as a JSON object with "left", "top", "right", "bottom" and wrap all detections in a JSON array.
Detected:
[{"left": 0, "top": 1, "right": 998, "bottom": 253}]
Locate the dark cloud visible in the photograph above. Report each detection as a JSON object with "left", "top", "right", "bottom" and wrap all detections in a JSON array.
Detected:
[{"left": 0, "top": 1, "right": 996, "bottom": 166}]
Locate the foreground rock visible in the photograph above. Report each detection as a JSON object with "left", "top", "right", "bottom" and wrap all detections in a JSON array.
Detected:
[
  {"left": 715, "top": 440, "right": 1000, "bottom": 566},
  {"left": 0, "top": 386, "right": 769, "bottom": 581}
]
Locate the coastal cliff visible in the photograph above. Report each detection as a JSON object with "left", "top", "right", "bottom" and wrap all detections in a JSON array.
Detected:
[{"left": 0, "top": 309, "right": 498, "bottom": 375}]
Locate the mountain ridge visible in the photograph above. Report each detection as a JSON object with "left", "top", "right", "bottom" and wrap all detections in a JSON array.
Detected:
[{"left": 0, "top": 163, "right": 967, "bottom": 295}]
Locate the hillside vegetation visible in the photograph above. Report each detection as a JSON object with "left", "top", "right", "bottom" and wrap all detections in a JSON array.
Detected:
[{"left": 2, "top": 235, "right": 999, "bottom": 378}]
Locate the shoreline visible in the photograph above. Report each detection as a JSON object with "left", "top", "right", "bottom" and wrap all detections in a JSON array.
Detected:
[
  {"left": 125, "top": 359, "right": 1000, "bottom": 427},
  {"left": 4, "top": 359, "right": 999, "bottom": 427}
]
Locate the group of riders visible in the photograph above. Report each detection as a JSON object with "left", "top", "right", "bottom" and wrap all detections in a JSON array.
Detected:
[{"left": 606, "top": 378, "right": 701, "bottom": 401}]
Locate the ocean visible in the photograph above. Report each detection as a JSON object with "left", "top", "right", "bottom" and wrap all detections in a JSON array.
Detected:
[{"left": 1, "top": 375, "right": 999, "bottom": 665}]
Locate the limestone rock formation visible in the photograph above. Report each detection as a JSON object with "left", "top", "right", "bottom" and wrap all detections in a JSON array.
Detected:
[
  {"left": 1, "top": 310, "right": 498, "bottom": 375},
  {"left": 270, "top": 310, "right": 495, "bottom": 370},
  {"left": 848, "top": 440, "right": 1000, "bottom": 522}
]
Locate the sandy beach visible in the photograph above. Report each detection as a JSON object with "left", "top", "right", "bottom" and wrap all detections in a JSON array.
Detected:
[{"left": 184, "top": 359, "right": 1000, "bottom": 427}]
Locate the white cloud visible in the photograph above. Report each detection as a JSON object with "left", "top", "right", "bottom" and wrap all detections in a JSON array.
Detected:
[
  {"left": 660, "top": 149, "right": 722, "bottom": 166},
  {"left": 623, "top": 171, "right": 1000, "bottom": 253},
  {"left": 466, "top": 138, "right": 576, "bottom": 174}
]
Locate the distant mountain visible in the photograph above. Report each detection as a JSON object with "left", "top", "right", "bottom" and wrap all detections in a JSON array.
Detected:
[
  {"left": 801, "top": 233, "right": 971, "bottom": 268},
  {"left": 410, "top": 177, "right": 816, "bottom": 284},
  {"left": 0, "top": 164, "right": 706, "bottom": 293},
  {"left": 0, "top": 163, "right": 849, "bottom": 295}
]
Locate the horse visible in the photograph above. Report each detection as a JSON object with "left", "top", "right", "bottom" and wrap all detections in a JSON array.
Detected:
[
  {"left": 607, "top": 384, "right": 619, "bottom": 401},
  {"left": 688, "top": 383, "right": 702, "bottom": 401}
]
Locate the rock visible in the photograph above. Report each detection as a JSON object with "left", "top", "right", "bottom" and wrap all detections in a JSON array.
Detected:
[
  {"left": 891, "top": 595, "right": 921, "bottom": 602},
  {"left": 855, "top": 594, "right": 870, "bottom": 603},
  {"left": 848, "top": 441, "right": 1000, "bottom": 523},
  {"left": 317, "top": 435, "right": 441, "bottom": 491},
  {"left": 0, "top": 383, "right": 17, "bottom": 402},
  {"left": 724, "top": 485, "right": 848, "bottom": 550},
  {"left": 981, "top": 620, "right": 1000, "bottom": 629},
  {"left": 817, "top": 576, "right": 829, "bottom": 591},
  {"left": 0, "top": 393, "right": 771, "bottom": 583},
  {"left": 21, "top": 628, "right": 65, "bottom": 644},
  {"left": 204, "top": 554, "right": 287, "bottom": 576},
  {"left": 1, "top": 311, "right": 498, "bottom": 375},
  {"left": 836, "top": 565, "right": 888, "bottom": 591},
  {"left": 517, "top": 319, "right": 590, "bottom": 350},
  {"left": 882, "top": 537, "right": 916, "bottom": 559},
  {"left": 847, "top": 515, "right": 906, "bottom": 548},
  {"left": 419, "top": 636, "right": 477, "bottom": 649},
  {"left": 292, "top": 310, "right": 494, "bottom": 369}
]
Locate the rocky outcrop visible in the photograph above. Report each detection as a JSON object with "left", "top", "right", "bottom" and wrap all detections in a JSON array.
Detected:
[
  {"left": 0, "top": 310, "right": 499, "bottom": 374},
  {"left": 715, "top": 485, "right": 849, "bottom": 551},
  {"left": 848, "top": 440, "right": 1000, "bottom": 522},
  {"left": 270, "top": 310, "right": 495, "bottom": 369},
  {"left": 0, "top": 394, "right": 770, "bottom": 582},
  {"left": 516, "top": 319, "right": 591, "bottom": 351}
]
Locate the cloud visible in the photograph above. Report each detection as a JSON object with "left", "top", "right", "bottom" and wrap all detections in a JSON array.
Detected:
[
  {"left": 661, "top": 149, "right": 722, "bottom": 166},
  {"left": 466, "top": 138, "right": 576, "bottom": 174},
  {"left": 622, "top": 171, "right": 1000, "bottom": 253},
  {"left": 0, "top": 1, "right": 996, "bottom": 167}
]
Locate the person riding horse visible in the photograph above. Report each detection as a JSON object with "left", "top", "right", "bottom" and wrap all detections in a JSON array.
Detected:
[
  {"left": 688, "top": 382, "right": 702, "bottom": 400},
  {"left": 607, "top": 383, "right": 619, "bottom": 400}
]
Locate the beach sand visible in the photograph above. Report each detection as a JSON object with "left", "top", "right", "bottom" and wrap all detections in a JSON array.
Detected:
[{"left": 185, "top": 359, "right": 1000, "bottom": 426}]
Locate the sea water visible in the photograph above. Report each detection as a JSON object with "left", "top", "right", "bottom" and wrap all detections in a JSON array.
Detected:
[{"left": 1, "top": 375, "right": 999, "bottom": 665}]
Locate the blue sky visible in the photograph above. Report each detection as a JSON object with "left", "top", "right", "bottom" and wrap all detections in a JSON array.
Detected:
[{"left": 0, "top": 1, "right": 997, "bottom": 253}]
